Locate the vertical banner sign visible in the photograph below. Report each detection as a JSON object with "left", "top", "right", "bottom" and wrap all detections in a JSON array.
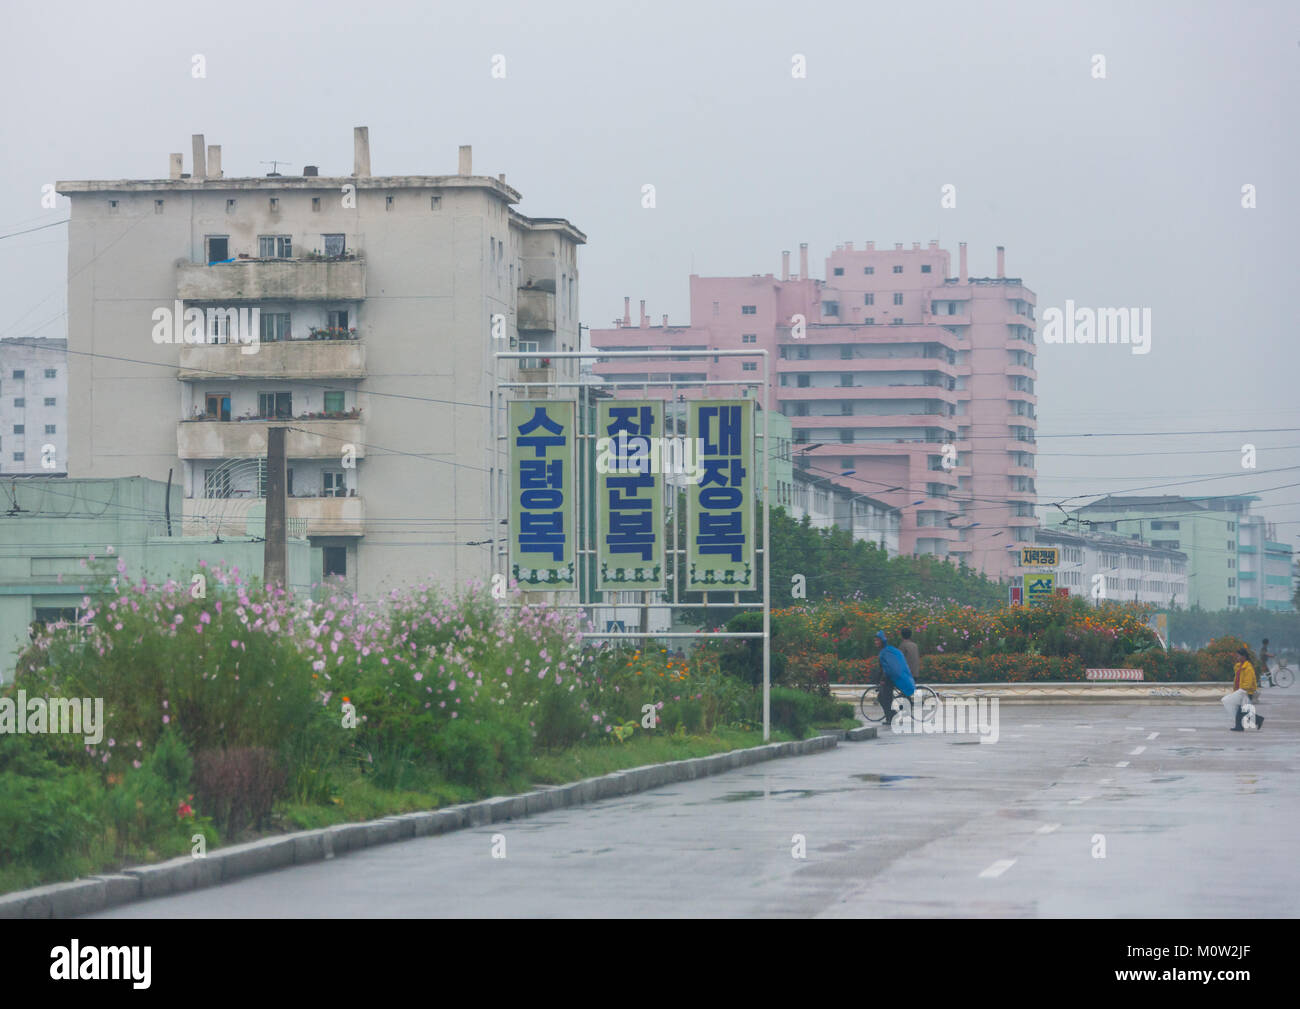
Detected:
[
  {"left": 509, "top": 400, "right": 576, "bottom": 588},
  {"left": 687, "top": 399, "right": 754, "bottom": 589},
  {"left": 596, "top": 401, "right": 665, "bottom": 590}
]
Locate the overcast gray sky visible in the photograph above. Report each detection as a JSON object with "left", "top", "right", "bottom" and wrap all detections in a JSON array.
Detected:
[{"left": 2, "top": 0, "right": 1297, "bottom": 542}]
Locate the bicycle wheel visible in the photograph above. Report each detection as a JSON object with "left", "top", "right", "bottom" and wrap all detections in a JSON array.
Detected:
[
  {"left": 860, "top": 686, "right": 886, "bottom": 722},
  {"left": 913, "top": 685, "right": 942, "bottom": 723},
  {"left": 1276, "top": 667, "right": 1295, "bottom": 688}
]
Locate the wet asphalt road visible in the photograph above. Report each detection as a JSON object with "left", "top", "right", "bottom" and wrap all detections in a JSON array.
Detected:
[{"left": 93, "top": 691, "right": 1298, "bottom": 918}]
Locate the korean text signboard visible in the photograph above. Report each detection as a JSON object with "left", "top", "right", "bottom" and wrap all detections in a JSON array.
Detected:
[
  {"left": 1020, "top": 546, "right": 1059, "bottom": 566},
  {"left": 1025, "top": 571, "right": 1056, "bottom": 606},
  {"left": 595, "top": 401, "right": 665, "bottom": 590},
  {"left": 509, "top": 400, "right": 576, "bottom": 589},
  {"left": 687, "top": 400, "right": 754, "bottom": 589}
]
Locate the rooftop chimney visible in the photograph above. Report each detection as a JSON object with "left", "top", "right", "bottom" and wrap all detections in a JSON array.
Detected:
[
  {"left": 894, "top": 243, "right": 903, "bottom": 250},
  {"left": 662, "top": 314, "right": 669, "bottom": 328},
  {"left": 303, "top": 165, "right": 319, "bottom": 177},
  {"left": 623, "top": 297, "right": 631, "bottom": 326},
  {"left": 866, "top": 241, "right": 875, "bottom": 250},
  {"left": 928, "top": 240, "right": 939, "bottom": 250},
  {"left": 353, "top": 127, "right": 371, "bottom": 177},
  {"left": 912, "top": 242, "right": 920, "bottom": 250},
  {"left": 191, "top": 135, "right": 206, "bottom": 180},
  {"left": 799, "top": 243, "right": 809, "bottom": 280},
  {"left": 169, "top": 153, "right": 183, "bottom": 179},
  {"left": 458, "top": 145, "right": 472, "bottom": 176},
  {"left": 782, "top": 250, "right": 790, "bottom": 281},
  {"left": 845, "top": 241, "right": 854, "bottom": 251},
  {"left": 207, "top": 145, "right": 222, "bottom": 179},
  {"left": 959, "top": 242, "right": 968, "bottom": 282},
  {"left": 498, "top": 173, "right": 505, "bottom": 183},
  {"left": 639, "top": 300, "right": 648, "bottom": 328},
  {"left": 997, "top": 245, "right": 1006, "bottom": 278}
]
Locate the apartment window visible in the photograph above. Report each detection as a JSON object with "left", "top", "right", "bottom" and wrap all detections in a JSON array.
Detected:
[
  {"left": 311, "top": 197, "right": 321, "bottom": 212},
  {"left": 796, "top": 346, "right": 810, "bottom": 360},
  {"left": 44, "top": 397, "right": 55, "bottom": 407},
  {"left": 796, "top": 374, "right": 811, "bottom": 388},
  {"left": 12, "top": 424, "right": 23, "bottom": 434},
  {"left": 12, "top": 370, "right": 24, "bottom": 379},
  {"left": 840, "top": 346, "right": 853, "bottom": 360},
  {"left": 822, "top": 302, "right": 839, "bottom": 316},
  {"left": 712, "top": 301, "right": 719, "bottom": 316},
  {"left": 741, "top": 305, "right": 757, "bottom": 315},
  {"left": 1228, "top": 541, "right": 1235, "bottom": 551},
  {"left": 839, "top": 429, "right": 854, "bottom": 444},
  {"left": 258, "top": 392, "right": 292, "bottom": 419},
  {"left": 258, "top": 235, "right": 292, "bottom": 258},
  {"left": 14, "top": 398, "right": 24, "bottom": 408},
  {"left": 204, "top": 393, "right": 231, "bottom": 421},
  {"left": 13, "top": 452, "right": 23, "bottom": 461},
  {"left": 323, "top": 546, "right": 347, "bottom": 577},
  {"left": 864, "top": 318, "right": 874, "bottom": 325},
  {"left": 327, "top": 309, "right": 349, "bottom": 331},
  {"left": 864, "top": 267, "right": 874, "bottom": 275},
  {"left": 206, "top": 236, "right": 229, "bottom": 263},
  {"left": 44, "top": 425, "right": 55, "bottom": 435},
  {"left": 841, "top": 402, "right": 853, "bottom": 415},
  {"left": 892, "top": 265, "right": 903, "bottom": 274},
  {"left": 1229, "top": 578, "right": 1236, "bottom": 588},
  {"left": 893, "top": 293, "right": 904, "bottom": 305},
  {"left": 833, "top": 267, "right": 844, "bottom": 276},
  {"left": 891, "top": 318, "right": 903, "bottom": 325},
  {"left": 742, "top": 362, "right": 757, "bottom": 371},
  {"left": 269, "top": 198, "right": 279, "bottom": 212},
  {"left": 921, "top": 264, "right": 932, "bottom": 273},
  {"left": 43, "top": 368, "right": 56, "bottom": 379},
  {"left": 204, "top": 468, "right": 232, "bottom": 499},
  {"left": 840, "top": 374, "right": 853, "bottom": 387},
  {"left": 108, "top": 199, "right": 119, "bottom": 214},
  {"left": 253, "top": 313, "right": 288, "bottom": 343},
  {"left": 794, "top": 402, "right": 809, "bottom": 416},
  {"left": 154, "top": 200, "right": 164, "bottom": 214},
  {"left": 385, "top": 195, "right": 395, "bottom": 211},
  {"left": 226, "top": 199, "right": 236, "bottom": 214},
  {"left": 287, "top": 468, "right": 294, "bottom": 496},
  {"left": 741, "top": 334, "right": 757, "bottom": 343},
  {"left": 322, "top": 234, "right": 345, "bottom": 257},
  {"left": 431, "top": 195, "right": 442, "bottom": 210},
  {"left": 323, "top": 471, "right": 347, "bottom": 497},
  {"left": 518, "top": 340, "right": 540, "bottom": 368},
  {"left": 324, "top": 391, "right": 345, "bottom": 413}
]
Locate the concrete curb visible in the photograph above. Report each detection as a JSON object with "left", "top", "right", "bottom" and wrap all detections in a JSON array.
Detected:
[
  {"left": 0, "top": 733, "right": 840, "bottom": 919},
  {"left": 832, "top": 682, "right": 1232, "bottom": 703}
]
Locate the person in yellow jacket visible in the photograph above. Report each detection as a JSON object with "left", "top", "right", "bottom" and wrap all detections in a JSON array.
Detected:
[{"left": 1222, "top": 647, "right": 1264, "bottom": 731}]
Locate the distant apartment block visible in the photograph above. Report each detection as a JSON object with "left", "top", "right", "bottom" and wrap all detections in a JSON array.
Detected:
[
  {"left": 0, "top": 338, "right": 67, "bottom": 474},
  {"left": 1057, "top": 495, "right": 1294, "bottom": 611},
  {"left": 57, "top": 129, "right": 584, "bottom": 597},
  {"left": 589, "top": 241, "right": 1036, "bottom": 579},
  {"left": 1035, "top": 526, "right": 1188, "bottom": 608}
]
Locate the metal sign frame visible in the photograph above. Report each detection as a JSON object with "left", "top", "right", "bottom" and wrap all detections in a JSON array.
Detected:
[{"left": 491, "top": 349, "right": 773, "bottom": 740}]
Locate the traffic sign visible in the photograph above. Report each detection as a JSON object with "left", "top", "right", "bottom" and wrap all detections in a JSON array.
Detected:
[{"left": 1025, "top": 572, "right": 1056, "bottom": 605}]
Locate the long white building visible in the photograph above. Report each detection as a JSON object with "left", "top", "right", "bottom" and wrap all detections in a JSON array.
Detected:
[
  {"left": 0, "top": 338, "right": 68, "bottom": 475},
  {"left": 1035, "top": 527, "right": 1188, "bottom": 608}
]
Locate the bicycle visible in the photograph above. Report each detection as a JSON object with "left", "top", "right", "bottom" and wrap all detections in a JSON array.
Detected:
[
  {"left": 1260, "top": 662, "right": 1295, "bottom": 689},
  {"left": 859, "top": 682, "right": 942, "bottom": 724}
]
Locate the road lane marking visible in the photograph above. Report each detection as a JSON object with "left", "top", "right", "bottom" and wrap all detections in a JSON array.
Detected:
[
  {"left": 1023, "top": 724, "right": 1042, "bottom": 728},
  {"left": 1146, "top": 732, "right": 1159, "bottom": 740},
  {"left": 1127, "top": 727, "right": 1146, "bottom": 731},
  {"left": 1178, "top": 728, "right": 1196, "bottom": 733},
  {"left": 979, "top": 859, "right": 1017, "bottom": 878},
  {"left": 1130, "top": 746, "right": 1146, "bottom": 755},
  {"left": 1097, "top": 778, "right": 1114, "bottom": 784},
  {"left": 1116, "top": 761, "right": 1130, "bottom": 767},
  {"left": 1074, "top": 724, "right": 1093, "bottom": 728},
  {"left": 1036, "top": 823, "right": 1060, "bottom": 834}
]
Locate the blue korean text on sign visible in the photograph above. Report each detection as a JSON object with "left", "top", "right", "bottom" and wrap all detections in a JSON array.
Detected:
[
  {"left": 596, "top": 401, "right": 665, "bottom": 590},
  {"left": 509, "top": 400, "right": 576, "bottom": 588},
  {"left": 687, "top": 399, "right": 754, "bottom": 588}
]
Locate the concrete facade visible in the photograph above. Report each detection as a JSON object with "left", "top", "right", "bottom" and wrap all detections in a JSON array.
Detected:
[
  {"left": 589, "top": 241, "right": 1036, "bottom": 580},
  {"left": 788, "top": 468, "right": 901, "bottom": 556},
  {"left": 1034, "top": 526, "right": 1188, "bottom": 608},
  {"left": 1056, "top": 495, "right": 1293, "bottom": 611},
  {"left": 57, "top": 129, "right": 585, "bottom": 600},
  {"left": 0, "top": 338, "right": 68, "bottom": 475}
]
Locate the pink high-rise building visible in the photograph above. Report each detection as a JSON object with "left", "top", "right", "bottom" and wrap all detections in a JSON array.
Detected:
[{"left": 589, "top": 241, "right": 1038, "bottom": 580}]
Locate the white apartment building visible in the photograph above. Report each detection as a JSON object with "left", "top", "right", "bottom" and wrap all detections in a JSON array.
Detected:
[
  {"left": 1035, "top": 528, "right": 1188, "bottom": 608},
  {"left": 790, "top": 469, "right": 901, "bottom": 556},
  {"left": 57, "top": 128, "right": 584, "bottom": 596},
  {"left": 0, "top": 338, "right": 68, "bottom": 474}
]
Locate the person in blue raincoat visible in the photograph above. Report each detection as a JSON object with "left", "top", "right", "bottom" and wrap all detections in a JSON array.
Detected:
[{"left": 874, "top": 631, "right": 915, "bottom": 724}]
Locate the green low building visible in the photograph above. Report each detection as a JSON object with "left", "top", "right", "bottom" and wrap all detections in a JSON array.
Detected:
[{"left": 0, "top": 476, "right": 313, "bottom": 681}]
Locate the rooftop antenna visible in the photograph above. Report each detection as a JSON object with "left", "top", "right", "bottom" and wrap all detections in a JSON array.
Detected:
[{"left": 260, "top": 160, "right": 293, "bottom": 176}]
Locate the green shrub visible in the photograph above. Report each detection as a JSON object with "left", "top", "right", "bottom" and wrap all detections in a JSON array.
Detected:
[
  {"left": 432, "top": 716, "right": 530, "bottom": 790},
  {"left": 0, "top": 735, "right": 102, "bottom": 878}
]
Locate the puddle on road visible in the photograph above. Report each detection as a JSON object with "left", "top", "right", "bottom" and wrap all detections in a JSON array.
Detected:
[
  {"left": 852, "top": 773, "right": 931, "bottom": 784},
  {"left": 1149, "top": 776, "right": 1184, "bottom": 783},
  {"left": 704, "top": 774, "right": 931, "bottom": 803}
]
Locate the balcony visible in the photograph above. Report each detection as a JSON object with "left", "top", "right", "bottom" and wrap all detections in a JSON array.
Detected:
[
  {"left": 176, "top": 257, "right": 366, "bottom": 302},
  {"left": 930, "top": 311, "right": 971, "bottom": 328},
  {"left": 517, "top": 288, "right": 556, "bottom": 332},
  {"left": 185, "top": 495, "right": 365, "bottom": 538},
  {"left": 177, "top": 416, "right": 366, "bottom": 460},
  {"left": 178, "top": 338, "right": 366, "bottom": 381}
]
